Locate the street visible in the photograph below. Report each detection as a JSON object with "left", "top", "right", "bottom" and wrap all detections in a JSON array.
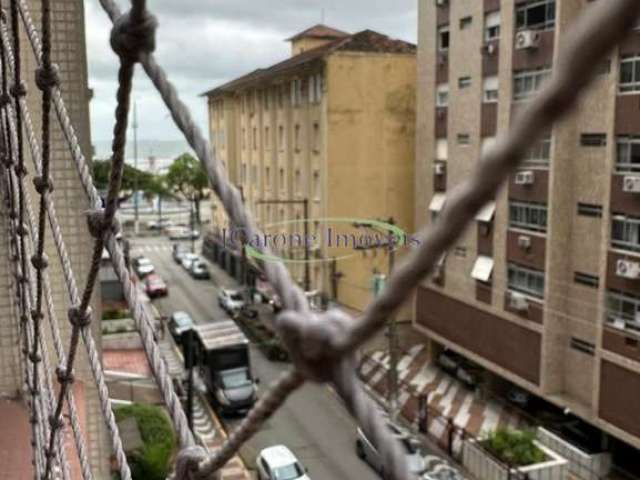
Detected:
[{"left": 130, "top": 236, "right": 379, "bottom": 480}]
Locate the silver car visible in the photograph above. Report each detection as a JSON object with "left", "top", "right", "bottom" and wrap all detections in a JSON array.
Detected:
[{"left": 356, "top": 422, "right": 426, "bottom": 478}]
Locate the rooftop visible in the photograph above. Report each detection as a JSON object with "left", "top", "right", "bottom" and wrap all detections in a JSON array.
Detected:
[
  {"left": 285, "top": 24, "right": 350, "bottom": 42},
  {"left": 203, "top": 28, "right": 415, "bottom": 97}
]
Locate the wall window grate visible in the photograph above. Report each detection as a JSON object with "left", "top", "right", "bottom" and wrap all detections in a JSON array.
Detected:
[
  {"left": 612, "top": 214, "right": 640, "bottom": 252},
  {"left": 509, "top": 201, "right": 548, "bottom": 233},
  {"left": 577, "top": 203, "right": 602, "bottom": 218},
  {"left": 460, "top": 16, "right": 472, "bottom": 29},
  {"left": 580, "top": 133, "right": 607, "bottom": 147},
  {"left": 616, "top": 136, "right": 640, "bottom": 172},
  {"left": 457, "top": 134, "right": 471, "bottom": 145},
  {"left": 574, "top": 272, "right": 599, "bottom": 288},
  {"left": 513, "top": 68, "right": 552, "bottom": 101},
  {"left": 458, "top": 76, "right": 472, "bottom": 89},
  {"left": 570, "top": 338, "right": 595, "bottom": 356},
  {"left": 515, "top": 0, "right": 556, "bottom": 31},
  {"left": 508, "top": 263, "right": 545, "bottom": 299}
]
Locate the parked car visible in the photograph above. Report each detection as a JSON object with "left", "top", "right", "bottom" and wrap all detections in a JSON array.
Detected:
[
  {"left": 455, "top": 362, "right": 482, "bottom": 389},
  {"left": 168, "top": 311, "right": 194, "bottom": 343},
  {"left": 133, "top": 256, "right": 155, "bottom": 277},
  {"left": 144, "top": 274, "right": 168, "bottom": 298},
  {"left": 218, "top": 289, "right": 246, "bottom": 313},
  {"left": 356, "top": 421, "right": 426, "bottom": 477},
  {"left": 507, "top": 387, "right": 531, "bottom": 408},
  {"left": 147, "top": 219, "right": 173, "bottom": 230},
  {"left": 181, "top": 253, "right": 200, "bottom": 270},
  {"left": 436, "top": 350, "right": 460, "bottom": 375},
  {"left": 256, "top": 445, "right": 309, "bottom": 480},
  {"left": 168, "top": 226, "right": 200, "bottom": 240},
  {"left": 172, "top": 243, "right": 187, "bottom": 264},
  {"left": 189, "top": 260, "right": 210, "bottom": 279}
]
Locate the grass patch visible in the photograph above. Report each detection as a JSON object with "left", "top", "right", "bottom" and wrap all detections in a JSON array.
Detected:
[{"left": 115, "top": 404, "right": 176, "bottom": 480}]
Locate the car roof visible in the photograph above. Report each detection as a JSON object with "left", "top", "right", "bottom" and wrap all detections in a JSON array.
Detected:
[
  {"left": 172, "top": 311, "right": 191, "bottom": 320},
  {"left": 260, "top": 445, "right": 298, "bottom": 468}
]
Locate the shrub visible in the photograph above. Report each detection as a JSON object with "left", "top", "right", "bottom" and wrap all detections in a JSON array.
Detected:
[
  {"left": 102, "top": 309, "right": 130, "bottom": 321},
  {"left": 115, "top": 404, "right": 176, "bottom": 480},
  {"left": 483, "top": 428, "right": 546, "bottom": 467}
]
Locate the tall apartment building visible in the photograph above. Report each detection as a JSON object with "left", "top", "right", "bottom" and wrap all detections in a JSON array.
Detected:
[
  {"left": 0, "top": 0, "right": 109, "bottom": 476},
  {"left": 415, "top": 0, "right": 640, "bottom": 463},
  {"left": 204, "top": 25, "right": 416, "bottom": 312}
]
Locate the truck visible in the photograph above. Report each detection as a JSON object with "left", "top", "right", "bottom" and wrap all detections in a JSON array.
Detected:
[{"left": 192, "top": 320, "right": 258, "bottom": 416}]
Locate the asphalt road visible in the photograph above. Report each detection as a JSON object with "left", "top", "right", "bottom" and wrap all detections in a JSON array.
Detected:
[{"left": 130, "top": 236, "right": 379, "bottom": 480}]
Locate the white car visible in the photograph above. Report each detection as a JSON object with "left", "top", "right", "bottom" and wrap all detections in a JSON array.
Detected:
[
  {"left": 181, "top": 253, "right": 200, "bottom": 270},
  {"left": 217, "top": 289, "right": 245, "bottom": 313},
  {"left": 256, "top": 445, "right": 310, "bottom": 480},
  {"left": 133, "top": 256, "right": 155, "bottom": 277}
]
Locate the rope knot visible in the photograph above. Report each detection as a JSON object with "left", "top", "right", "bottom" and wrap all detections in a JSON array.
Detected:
[
  {"left": 33, "top": 175, "right": 54, "bottom": 194},
  {"left": 1, "top": 152, "right": 13, "bottom": 167},
  {"left": 277, "top": 309, "right": 352, "bottom": 382},
  {"left": 0, "top": 93, "right": 10, "bottom": 107},
  {"left": 68, "top": 306, "right": 92, "bottom": 328},
  {"left": 49, "top": 414, "right": 64, "bottom": 431},
  {"left": 16, "top": 222, "right": 28, "bottom": 237},
  {"left": 15, "top": 163, "right": 28, "bottom": 178},
  {"left": 86, "top": 208, "right": 120, "bottom": 238},
  {"left": 30, "top": 309, "right": 44, "bottom": 321},
  {"left": 31, "top": 253, "right": 49, "bottom": 271},
  {"left": 28, "top": 351, "right": 41, "bottom": 364},
  {"left": 56, "top": 365, "right": 75, "bottom": 385},
  {"left": 35, "top": 64, "right": 60, "bottom": 91},
  {"left": 175, "top": 446, "right": 214, "bottom": 480},
  {"left": 110, "top": 9, "right": 158, "bottom": 63},
  {"left": 10, "top": 81, "right": 27, "bottom": 98}
]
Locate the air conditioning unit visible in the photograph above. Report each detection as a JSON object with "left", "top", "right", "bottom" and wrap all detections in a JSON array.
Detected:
[
  {"left": 616, "top": 259, "right": 640, "bottom": 279},
  {"left": 518, "top": 235, "right": 532, "bottom": 250},
  {"left": 623, "top": 176, "right": 640, "bottom": 193},
  {"left": 509, "top": 292, "right": 529, "bottom": 312},
  {"left": 515, "top": 171, "right": 535, "bottom": 185},
  {"left": 481, "top": 42, "right": 497, "bottom": 56},
  {"left": 434, "top": 163, "right": 446, "bottom": 176},
  {"left": 515, "top": 30, "right": 541, "bottom": 50}
]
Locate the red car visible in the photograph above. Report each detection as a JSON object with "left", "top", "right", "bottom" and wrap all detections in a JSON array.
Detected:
[{"left": 145, "top": 274, "right": 168, "bottom": 298}]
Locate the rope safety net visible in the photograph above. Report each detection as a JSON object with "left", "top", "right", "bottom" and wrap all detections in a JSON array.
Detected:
[{"left": 1, "top": 0, "right": 639, "bottom": 478}]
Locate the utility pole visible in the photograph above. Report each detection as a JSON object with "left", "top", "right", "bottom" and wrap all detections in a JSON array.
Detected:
[
  {"left": 386, "top": 217, "right": 399, "bottom": 420},
  {"left": 133, "top": 100, "right": 139, "bottom": 236}
]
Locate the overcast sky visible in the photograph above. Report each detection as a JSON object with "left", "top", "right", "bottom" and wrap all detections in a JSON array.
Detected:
[{"left": 85, "top": 0, "right": 417, "bottom": 143}]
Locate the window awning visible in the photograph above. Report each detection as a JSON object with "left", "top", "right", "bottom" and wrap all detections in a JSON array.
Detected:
[
  {"left": 471, "top": 256, "right": 494, "bottom": 282},
  {"left": 475, "top": 201, "right": 496, "bottom": 222},
  {"left": 429, "top": 193, "right": 447, "bottom": 212}
]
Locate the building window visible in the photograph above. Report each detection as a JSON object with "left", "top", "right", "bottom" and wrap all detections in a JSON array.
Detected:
[
  {"left": 619, "top": 55, "right": 640, "bottom": 93},
  {"left": 457, "top": 134, "right": 470, "bottom": 145},
  {"left": 509, "top": 201, "right": 547, "bottom": 233},
  {"left": 485, "top": 11, "right": 501, "bottom": 42},
  {"left": 612, "top": 214, "right": 640, "bottom": 252},
  {"left": 279, "top": 168, "right": 285, "bottom": 189},
  {"left": 309, "top": 75, "right": 316, "bottom": 104},
  {"left": 265, "top": 166, "right": 271, "bottom": 189},
  {"left": 241, "top": 128, "right": 246, "bottom": 150},
  {"left": 522, "top": 134, "right": 551, "bottom": 166},
  {"left": 513, "top": 68, "right": 552, "bottom": 101},
  {"left": 458, "top": 76, "right": 472, "bottom": 89},
  {"left": 508, "top": 263, "right": 545, "bottom": 299},
  {"left": 616, "top": 136, "right": 640, "bottom": 172},
  {"left": 241, "top": 163, "right": 247, "bottom": 184},
  {"left": 570, "top": 338, "right": 595, "bottom": 356},
  {"left": 515, "top": 0, "right": 556, "bottom": 31},
  {"left": 291, "top": 78, "right": 303, "bottom": 107},
  {"left": 295, "top": 169, "right": 302, "bottom": 195},
  {"left": 294, "top": 124, "right": 301, "bottom": 152},
  {"left": 278, "top": 85, "right": 285, "bottom": 109},
  {"left": 577, "top": 203, "right": 602, "bottom": 218},
  {"left": 252, "top": 127, "right": 257, "bottom": 150},
  {"left": 264, "top": 126, "right": 270, "bottom": 149},
  {"left": 574, "top": 272, "right": 599, "bottom": 288},
  {"left": 436, "top": 138, "right": 448, "bottom": 161},
  {"left": 313, "top": 170, "right": 320, "bottom": 201},
  {"left": 436, "top": 84, "right": 449, "bottom": 107},
  {"left": 309, "top": 73, "right": 323, "bottom": 103},
  {"left": 264, "top": 90, "right": 270, "bottom": 110},
  {"left": 278, "top": 125, "right": 285, "bottom": 151},
  {"left": 460, "top": 16, "right": 472, "bottom": 30},
  {"left": 312, "top": 123, "right": 320, "bottom": 153},
  {"left": 607, "top": 289, "right": 640, "bottom": 333},
  {"left": 483, "top": 76, "right": 498, "bottom": 103},
  {"left": 438, "top": 25, "right": 450, "bottom": 52},
  {"left": 580, "top": 133, "right": 607, "bottom": 147}
]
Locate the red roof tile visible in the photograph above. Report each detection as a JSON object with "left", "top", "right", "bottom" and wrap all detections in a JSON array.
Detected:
[{"left": 286, "top": 24, "right": 350, "bottom": 42}]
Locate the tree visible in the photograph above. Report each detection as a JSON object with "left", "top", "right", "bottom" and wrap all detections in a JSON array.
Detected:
[
  {"left": 145, "top": 175, "right": 172, "bottom": 222},
  {"left": 166, "top": 153, "right": 209, "bottom": 224},
  {"left": 92, "top": 159, "right": 154, "bottom": 192}
]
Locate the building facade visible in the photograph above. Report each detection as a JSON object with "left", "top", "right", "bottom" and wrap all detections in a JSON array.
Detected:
[
  {"left": 415, "top": 0, "right": 640, "bottom": 463},
  {"left": 0, "top": 0, "right": 109, "bottom": 476},
  {"left": 205, "top": 25, "right": 416, "bottom": 312}
]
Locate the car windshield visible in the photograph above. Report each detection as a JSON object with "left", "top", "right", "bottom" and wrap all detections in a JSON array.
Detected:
[
  {"left": 221, "top": 369, "right": 251, "bottom": 388},
  {"left": 230, "top": 293, "right": 243, "bottom": 301},
  {"left": 150, "top": 278, "right": 164, "bottom": 286},
  {"left": 194, "top": 262, "right": 206, "bottom": 270},
  {"left": 400, "top": 437, "right": 419, "bottom": 455},
  {"left": 174, "top": 314, "right": 191, "bottom": 327},
  {"left": 138, "top": 258, "right": 151, "bottom": 266},
  {"left": 272, "top": 463, "right": 303, "bottom": 480}
]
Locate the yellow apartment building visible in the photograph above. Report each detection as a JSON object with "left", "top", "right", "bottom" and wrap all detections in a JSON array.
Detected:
[{"left": 203, "top": 25, "right": 416, "bottom": 312}]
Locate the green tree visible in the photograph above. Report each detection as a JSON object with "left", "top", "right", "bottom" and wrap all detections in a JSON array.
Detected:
[
  {"left": 144, "top": 174, "right": 172, "bottom": 222},
  {"left": 92, "top": 159, "right": 154, "bottom": 192},
  {"left": 166, "top": 153, "right": 209, "bottom": 224}
]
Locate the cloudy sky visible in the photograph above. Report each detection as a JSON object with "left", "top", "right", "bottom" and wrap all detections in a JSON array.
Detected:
[{"left": 85, "top": 0, "right": 417, "bottom": 143}]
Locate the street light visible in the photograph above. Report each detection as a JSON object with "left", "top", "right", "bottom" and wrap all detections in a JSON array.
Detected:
[
  {"left": 353, "top": 217, "right": 400, "bottom": 420},
  {"left": 256, "top": 198, "right": 311, "bottom": 292}
]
